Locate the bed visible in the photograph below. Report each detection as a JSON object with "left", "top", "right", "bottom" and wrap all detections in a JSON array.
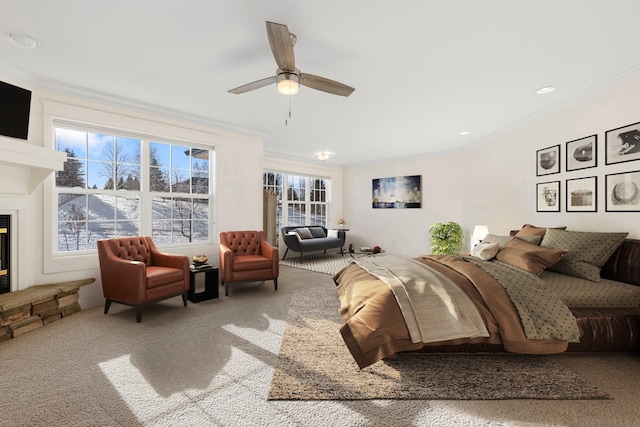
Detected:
[{"left": 334, "top": 225, "right": 640, "bottom": 368}]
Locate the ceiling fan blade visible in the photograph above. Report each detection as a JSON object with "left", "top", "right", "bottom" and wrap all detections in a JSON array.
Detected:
[
  {"left": 266, "top": 21, "right": 295, "bottom": 72},
  {"left": 228, "top": 76, "right": 277, "bottom": 94},
  {"left": 299, "top": 73, "right": 355, "bottom": 97}
]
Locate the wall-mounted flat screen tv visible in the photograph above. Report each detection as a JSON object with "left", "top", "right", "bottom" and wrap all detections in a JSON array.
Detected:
[{"left": 0, "top": 80, "right": 32, "bottom": 140}]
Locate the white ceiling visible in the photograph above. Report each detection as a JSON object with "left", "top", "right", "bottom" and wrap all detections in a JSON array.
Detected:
[{"left": 2, "top": 0, "right": 640, "bottom": 165}]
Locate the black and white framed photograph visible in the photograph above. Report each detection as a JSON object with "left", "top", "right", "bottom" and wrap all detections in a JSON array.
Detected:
[
  {"left": 605, "top": 121, "right": 640, "bottom": 165},
  {"left": 536, "top": 181, "right": 560, "bottom": 212},
  {"left": 605, "top": 170, "right": 640, "bottom": 212},
  {"left": 566, "top": 135, "right": 597, "bottom": 171},
  {"left": 536, "top": 145, "right": 560, "bottom": 176},
  {"left": 566, "top": 176, "right": 597, "bottom": 212}
]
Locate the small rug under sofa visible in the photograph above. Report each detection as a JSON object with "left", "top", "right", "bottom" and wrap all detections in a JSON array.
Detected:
[{"left": 279, "top": 253, "right": 366, "bottom": 276}]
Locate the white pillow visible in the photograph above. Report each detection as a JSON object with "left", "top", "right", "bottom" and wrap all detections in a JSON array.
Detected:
[
  {"left": 327, "top": 229, "right": 338, "bottom": 238},
  {"left": 482, "top": 234, "right": 514, "bottom": 250},
  {"left": 471, "top": 242, "right": 500, "bottom": 260}
]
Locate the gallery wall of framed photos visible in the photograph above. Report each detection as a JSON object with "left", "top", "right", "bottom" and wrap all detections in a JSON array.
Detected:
[{"left": 536, "top": 121, "right": 640, "bottom": 213}]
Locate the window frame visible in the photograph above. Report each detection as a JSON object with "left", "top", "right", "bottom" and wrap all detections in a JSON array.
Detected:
[
  {"left": 43, "top": 101, "right": 218, "bottom": 274},
  {"left": 263, "top": 170, "right": 331, "bottom": 245}
]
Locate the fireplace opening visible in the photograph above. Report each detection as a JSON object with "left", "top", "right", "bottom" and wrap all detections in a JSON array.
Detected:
[{"left": 0, "top": 215, "right": 10, "bottom": 294}]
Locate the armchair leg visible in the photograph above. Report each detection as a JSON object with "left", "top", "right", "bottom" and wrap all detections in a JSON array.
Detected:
[
  {"left": 182, "top": 292, "right": 188, "bottom": 306},
  {"left": 274, "top": 278, "right": 278, "bottom": 291},
  {"left": 104, "top": 299, "right": 112, "bottom": 314},
  {"left": 135, "top": 308, "right": 142, "bottom": 323}
]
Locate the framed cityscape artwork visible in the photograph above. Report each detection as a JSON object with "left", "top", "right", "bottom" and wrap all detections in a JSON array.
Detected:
[{"left": 372, "top": 175, "right": 421, "bottom": 209}]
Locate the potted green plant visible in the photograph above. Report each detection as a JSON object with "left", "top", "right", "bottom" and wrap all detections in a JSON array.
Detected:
[{"left": 429, "top": 222, "right": 464, "bottom": 255}]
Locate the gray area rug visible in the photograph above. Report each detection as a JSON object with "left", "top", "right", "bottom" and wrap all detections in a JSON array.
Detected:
[
  {"left": 280, "top": 253, "right": 366, "bottom": 276},
  {"left": 268, "top": 286, "right": 612, "bottom": 401}
]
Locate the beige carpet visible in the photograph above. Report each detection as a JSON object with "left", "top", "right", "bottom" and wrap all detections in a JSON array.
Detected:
[
  {"left": 268, "top": 286, "right": 611, "bottom": 400},
  {"left": 1, "top": 265, "right": 639, "bottom": 426}
]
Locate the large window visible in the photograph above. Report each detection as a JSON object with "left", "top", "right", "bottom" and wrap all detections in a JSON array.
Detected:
[
  {"left": 263, "top": 171, "right": 329, "bottom": 242},
  {"left": 54, "top": 123, "right": 213, "bottom": 253}
]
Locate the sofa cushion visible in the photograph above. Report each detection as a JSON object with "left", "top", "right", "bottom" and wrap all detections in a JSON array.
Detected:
[
  {"left": 308, "top": 226, "right": 327, "bottom": 238},
  {"left": 233, "top": 255, "right": 273, "bottom": 271},
  {"left": 294, "top": 227, "right": 313, "bottom": 240},
  {"left": 146, "top": 266, "right": 184, "bottom": 289}
]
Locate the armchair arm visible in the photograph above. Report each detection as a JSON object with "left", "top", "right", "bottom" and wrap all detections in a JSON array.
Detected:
[
  {"left": 219, "top": 243, "right": 234, "bottom": 282},
  {"left": 97, "top": 241, "right": 147, "bottom": 303},
  {"left": 261, "top": 240, "right": 279, "bottom": 275},
  {"left": 145, "top": 237, "right": 189, "bottom": 290},
  {"left": 282, "top": 233, "right": 302, "bottom": 252}
]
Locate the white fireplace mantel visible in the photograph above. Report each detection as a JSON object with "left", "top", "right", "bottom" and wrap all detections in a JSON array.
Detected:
[{"left": 0, "top": 139, "right": 66, "bottom": 194}]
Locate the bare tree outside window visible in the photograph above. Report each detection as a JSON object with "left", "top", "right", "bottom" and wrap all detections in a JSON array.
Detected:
[{"left": 54, "top": 125, "right": 213, "bottom": 252}]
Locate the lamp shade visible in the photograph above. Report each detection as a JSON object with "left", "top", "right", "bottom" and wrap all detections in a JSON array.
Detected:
[
  {"left": 470, "top": 225, "right": 489, "bottom": 252},
  {"left": 471, "top": 225, "right": 489, "bottom": 241}
]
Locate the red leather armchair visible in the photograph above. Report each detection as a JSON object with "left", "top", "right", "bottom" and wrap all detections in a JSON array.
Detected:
[
  {"left": 97, "top": 236, "right": 190, "bottom": 322},
  {"left": 219, "top": 230, "right": 279, "bottom": 296}
]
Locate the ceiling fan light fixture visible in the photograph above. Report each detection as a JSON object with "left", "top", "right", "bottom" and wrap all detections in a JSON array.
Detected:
[{"left": 277, "top": 72, "right": 299, "bottom": 95}]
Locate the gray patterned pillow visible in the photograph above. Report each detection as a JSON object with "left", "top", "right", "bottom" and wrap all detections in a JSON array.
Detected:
[{"left": 540, "top": 229, "right": 628, "bottom": 282}]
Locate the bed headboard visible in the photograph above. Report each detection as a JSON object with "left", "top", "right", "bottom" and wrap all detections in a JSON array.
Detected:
[
  {"left": 601, "top": 239, "right": 640, "bottom": 286},
  {"left": 508, "top": 231, "right": 640, "bottom": 286}
]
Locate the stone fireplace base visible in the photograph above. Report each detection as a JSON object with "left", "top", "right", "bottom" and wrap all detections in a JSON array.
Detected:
[{"left": 0, "top": 278, "right": 95, "bottom": 341}]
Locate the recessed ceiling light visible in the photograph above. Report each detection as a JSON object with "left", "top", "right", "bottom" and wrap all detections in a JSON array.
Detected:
[
  {"left": 459, "top": 131, "right": 471, "bottom": 136},
  {"left": 7, "top": 33, "right": 41, "bottom": 49},
  {"left": 535, "top": 86, "right": 556, "bottom": 95}
]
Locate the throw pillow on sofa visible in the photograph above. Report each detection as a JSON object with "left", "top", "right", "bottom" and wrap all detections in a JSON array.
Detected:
[
  {"left": 294, "top": 227, "right": 314, "bottom": 241},
  {"left": 308, "top": 226, "right": 327, "bottom": 238}
]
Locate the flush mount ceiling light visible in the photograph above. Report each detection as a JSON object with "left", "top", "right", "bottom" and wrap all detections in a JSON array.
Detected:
[
  {"left": 317, "top": 152, "right": 330, "bottom": 161},
  {"left": 535, "top": 86, "right": 556, "bottom": 95},
  {"left": 7, "top": 33, "right": 41, "bottom": 49},
  {"left": 459, "top": 130, "right": 471, "bottom": 136},
  {"left": 276, "top": 72, "right": 300, "bottom": 95}
]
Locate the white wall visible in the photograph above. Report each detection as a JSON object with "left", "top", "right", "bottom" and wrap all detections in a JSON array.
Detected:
[
  {"left": 343, "top": 76, "right": 640, "bottom": 257},
  {"left": 0, "top": 78, "right": 264, "bottom": 309},
  {"left": 342, "top": 153, "right": 464, "bottom": 257},
  {"left": 3, "top": 72, "right": 640, "bottom": 308}
]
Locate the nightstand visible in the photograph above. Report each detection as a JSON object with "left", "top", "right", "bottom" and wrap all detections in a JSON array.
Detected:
[{"left": 188, "top": 265, "right": 219, "bottom": 302}]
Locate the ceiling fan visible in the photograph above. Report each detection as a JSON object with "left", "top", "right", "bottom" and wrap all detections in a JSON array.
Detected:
[{"left": 228, "top": 21, "right": 355, "bottom": 97}]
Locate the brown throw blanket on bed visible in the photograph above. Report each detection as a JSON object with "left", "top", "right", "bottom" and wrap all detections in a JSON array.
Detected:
[
  {"left": 335, "top": 255, "right": 579, "bottom": 369},
  {"left": 353, "top": 256, "right": 489, "bottom": 343}
]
